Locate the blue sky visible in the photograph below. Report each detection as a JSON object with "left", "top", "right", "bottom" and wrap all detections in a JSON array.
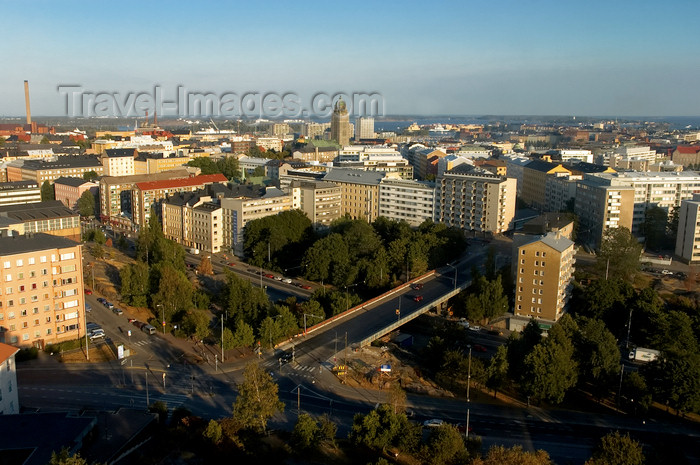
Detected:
[{"left": 2, "top": 0, "right": 699, "bottom": 117}]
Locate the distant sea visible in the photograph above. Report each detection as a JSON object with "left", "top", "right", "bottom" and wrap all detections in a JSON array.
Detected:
[{"left": 373, "top": 116, "right": 700, "bottom": 132}]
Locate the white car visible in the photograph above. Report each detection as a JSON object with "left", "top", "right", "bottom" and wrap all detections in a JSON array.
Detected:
[
  {"left": 423, "top": 419, "right": 444, "bottom": 428},
  {"left": 282, "top": 278, "right": 292, "bottom": 284},
  {"left": 468, "top": 325, "right": 481, "bottom": 332}
]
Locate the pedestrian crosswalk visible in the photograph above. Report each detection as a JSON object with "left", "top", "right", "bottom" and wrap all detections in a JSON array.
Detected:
[
  {"left": 131, "top": 339, "right": 154, "bottom": 347},
  {"left": 260, "top": 359, "right": 320, "bottom": 379}
]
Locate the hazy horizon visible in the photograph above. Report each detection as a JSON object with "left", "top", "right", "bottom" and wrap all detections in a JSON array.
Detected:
[{"left": 2, "top": 0, "right": 699, "bottom": 118}]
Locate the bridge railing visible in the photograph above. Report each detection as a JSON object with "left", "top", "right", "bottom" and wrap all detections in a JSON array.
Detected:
[{"left": 357, "top": 284, "right": 466, "bottom": 348}]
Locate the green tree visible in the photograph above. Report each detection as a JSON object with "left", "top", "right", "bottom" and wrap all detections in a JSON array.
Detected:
[
  {"left": 597, "top": 227, "right": 642, "bottom": 281},
  {"left": 41, "top": 180, "right": 55, "bottom": 201},
  {"left": 422, "top": 424, "right": 468, "bottom": 465},
  {"left": 577, "top": 317, "right": 620, "bottom": 396},
  {"left": 77, "top": 190, "right": 96, "bottom": 217},
  {"left": 152, "top": 264, "right": 194, "bottom": 322},
  {"left": 585, "top": 431, "right": 645, "bottom": 465},
  {"left": 203, "top": 419, "right": 223, "bottom": 444},
  {"left": 291, "top": 413, "right": 320, "bottom": 450},
  {"left": 48, "top": 448, "right": 88, "bottom": 465},
  {"left": 471, "top": 445, "right": 554, "bottom": 465},
  {"left": 232, "top": 362, "right": 284, "bottom": 433},
  {"left": 187, "top": 157, "right": 220, "bottom": 175},
  {"left": 349, "top": 404, "right": 421, "bottom": 454},
  {"left": 218, "top": 155, "right": 241, "bottom": 180},
  {"left": 641, "top": 206, "right": 668, "bottom": 251},
  {"left": 486, "top": 345, "right": 509, "bottom": 397},
  {"left": 119, "top": 262, "right": 150, "bottom": 307},
  {"left": 181, "top": 309, "right": 211, "bottom": 340},
  {"left": 388, "top": 383, "right": 407, "bottom": 414},
  {"left": 621, "top": 371, "right": 652, "bottom": 414},
  {"left": 149, "top": 400, "right": 169, "bottom": 424},
  {"left": 222, "top": 271, "right": 269, "bottom": 326},
  {"left": 82, "top": 170, "right": 98, "bottom": 181},
  {"left": 522, "top": 324, "right": 578, "bottom": 404},
  {"left": 230, "top": 319, "right": 255, "bottom": 348},
  {"left": 460, "top": 275, "right": 509, "bottom": 321}
]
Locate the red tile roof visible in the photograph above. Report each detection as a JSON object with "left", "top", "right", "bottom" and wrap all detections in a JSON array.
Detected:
[
  {"left": 675, "top": 146, "right": 700, "bottom": 154},
  {"left": 135, "top": 173, "right": 227, "bottom": 191},
  {"left": 0, "top": 342, "right": 19, "bottom": 364}
]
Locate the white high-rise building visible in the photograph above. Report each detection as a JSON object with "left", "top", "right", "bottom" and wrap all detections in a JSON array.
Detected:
[{"left": 355, "top": 117, "right": 375, "bottom": 140}]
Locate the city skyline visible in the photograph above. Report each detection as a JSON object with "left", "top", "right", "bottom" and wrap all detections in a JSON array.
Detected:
[{"left": 1, "top": 0, "right": 699, "bottom": 117}]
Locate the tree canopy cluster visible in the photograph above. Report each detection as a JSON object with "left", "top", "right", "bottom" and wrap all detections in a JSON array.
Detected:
[
  {"left": 120, "top": 215, "right": 210, "bottom": 336},
  {"left": 300, "top": 216, "right": 466, "bottom": 288},
  {"left": 187, "top": 156, "right": 241, "bottom": 181}
]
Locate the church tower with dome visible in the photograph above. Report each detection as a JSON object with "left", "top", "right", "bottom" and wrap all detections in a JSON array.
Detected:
[{"left": 330, "top": 97, "right": 350, "bottom": 146}]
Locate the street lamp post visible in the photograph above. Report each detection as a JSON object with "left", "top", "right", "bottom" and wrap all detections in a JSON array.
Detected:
[
  {"left": 344, "top": 283, "right": 359, "bottom": 312},
  {"left": 303, "top": 313, "right": 323, "bottom": 335},
  {"left": 447, "top": 263, "right": 457, "bottom": 290},
  {"left": 466, "top": 345, "right": 472, "bottom": 439},
  {"left": 156, "top": 304, "right": 164, "bottom": 335}
]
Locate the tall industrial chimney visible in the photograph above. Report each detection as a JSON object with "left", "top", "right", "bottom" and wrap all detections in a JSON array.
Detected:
[{"left": 24, "top": 80, "right": 32, "bottom": 125}]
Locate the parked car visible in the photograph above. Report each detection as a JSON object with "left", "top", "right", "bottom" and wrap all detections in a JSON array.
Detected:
[
  {"left": 84, "top": 289, "right": 92, "bottom": 295},
  {"left": 411, "top": 283, "right": 424, "bottom": 290},
  {"left": 89, "top": 330, "right": 105, "bottom": 341},
  {"left": 301, "top": 284, "right": 312, "bottom": 290},
  {"left": 473, "top": 344, "right": 487, "bottom": 352},
  {"left": 468, "top": 325, "right": 481, "bottom": 332},
  {"left": 227, "top": 262, "right": 236, "bottom": 267},
  {"left": 85, "top": 303, "right": 92, "bottom": 313},
  {"left": 413, "top": 295, "right": 423, "bottom": 302},
  {"left": 282, "top": 278, "right": 292, "bottom": 284},
  {"left": 112, "top": 307, "right": 124, "bottom": 315},
  {"left": 423, "top": 419, "right": 444, "bottom": 428},
  {"left": 661, "top": 269, "right": 673, "bottom": 276},
  {"left": 97, "top": 297, "right": 106, "bottom": 305},
  {"left": 264, "top": 273, "right": 275, "bottom": 279}
]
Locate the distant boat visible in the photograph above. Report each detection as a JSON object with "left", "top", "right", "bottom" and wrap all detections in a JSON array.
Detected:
[{"left": 430, "top": 125, "right": 449, "bottom": 132}]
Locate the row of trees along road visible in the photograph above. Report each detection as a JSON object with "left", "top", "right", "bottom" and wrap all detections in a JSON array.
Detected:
[
  {"left": 572, "top": 226, "right": 700, "bottom": 415},
  {"left": 118, "top": 215, "right": 211, "bottom": 336}
]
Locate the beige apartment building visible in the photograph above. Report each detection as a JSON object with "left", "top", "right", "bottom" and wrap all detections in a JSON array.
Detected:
[
  {"left": 435, "top": 165, "right": 516, "bottom": 234},
  {"left": 221, "top": 187, "right": 292, "bottom": 255},
  {"left": 162, "top": 193, "right": 224, "bottom": 254},
  {"left": 513, "top": 231, "right": 575, "bottom": 323},
  {"left": 0, "top": 233, "right": 86, "bottom": 349},
  {"left": 290, "top": 180, "right": 342, "bottom": 229},
  {"left": 133, "top": 153, "right": 191, "bottom": 175},
  {"left": 323, "top": 168, "right": 385, "bottom": 222},
  {"left": 102, "top": 149, "right": 136, "bottom": 176},
  {"left": 574, "top": 179, "right": 635, "bottom": 247},
  {"left": 521, "top": 160, "right": 572, "bottom": 211},
  {"left": 6, "top": 156, "right": 104, "bottom": 185}
]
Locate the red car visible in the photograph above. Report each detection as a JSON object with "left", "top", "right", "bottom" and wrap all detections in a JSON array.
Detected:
[
  {"left": 264, "top": 273, "right": 275, "bottom": 279},
  {"left": 473, "top": 344, "right": 487, "bottom": 353},
  {"left": 301, "top": 284, "right": 312, "bottom": 290},
  {"left": 84, "top": 289, "right": 93, "bottom": 295},
  {"left": 413, "top": 295, "right": 423, "bottom": 302},
  {"left": 227, "top": 262, "right": 236, "bottom": 267}
]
